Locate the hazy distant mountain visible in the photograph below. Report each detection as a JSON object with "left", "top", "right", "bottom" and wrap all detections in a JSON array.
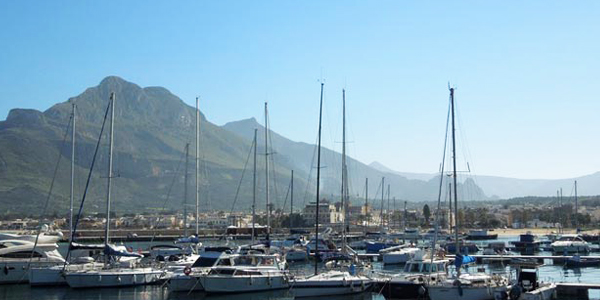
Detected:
[
  {"left": 369, "top": 161, "right": 437, "bottom": 181},
  {"left": 0, "top": 76, "right": 491, "bottom": 216}
]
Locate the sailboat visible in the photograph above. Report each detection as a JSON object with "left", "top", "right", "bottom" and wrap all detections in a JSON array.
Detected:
[
  {"left": 427, "top": 87, "right": 509, "bottom": 300},
  {"left": 291, "top": 87, "right": 372, "bottom": 297},
  {"left": 29, "top": 104, "right": 106, "bottom": 286},
  {"left": 64, "top": 93, "right": 165, "bottom": 288}
]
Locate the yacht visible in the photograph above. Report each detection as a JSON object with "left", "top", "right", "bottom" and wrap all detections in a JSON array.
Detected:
[
  {"left": 168, "top": 251, "right": 223, "bottom": 292},
  {"left": 510, "top": 232, "right": 541, "bottom": 254},
  {"left": 550, "top": 234, "right": 590, "bottom": 253},
  {"left": 427, "top": 272, "right": 510, "bottom": 300},
  {"left": 200, "top": 253, "right": 289, "bottom": 294},
  {"left": 0, "top": 240, "right": 65, "bottom": 284},
  {"left": 508, "top": 265, "right": 556, "bottom": 300},
  {"left": 381, "top": 246, "right": 421, "bottom": 265},
  {"left": 0, "top": 232, "right": 62, "bottom": 244},
  {"left": 290, "top": 270, "right": 372, "bottom": 297},
  {"left": 466, "top": 229, "right": 498, "bottom": 240},
  {"left": 377, "top": 251, "right": 450, "bottom": 299}
]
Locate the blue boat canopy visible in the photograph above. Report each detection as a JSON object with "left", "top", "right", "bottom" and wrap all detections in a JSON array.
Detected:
[{"left": 454, "top": 254, "right": 476, "bottom": 268}]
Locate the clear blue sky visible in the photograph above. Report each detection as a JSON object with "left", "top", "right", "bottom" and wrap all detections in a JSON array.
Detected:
[{"left": 1, "top": 1, "right": 599, "bottom": 180}]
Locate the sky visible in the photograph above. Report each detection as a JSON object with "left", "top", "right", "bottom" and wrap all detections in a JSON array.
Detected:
[{"left": 1, "top": 1, "right": 599, "bottom": 180}]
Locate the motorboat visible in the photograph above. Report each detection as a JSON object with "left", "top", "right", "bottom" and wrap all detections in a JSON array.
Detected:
[
  {"left": 0, "top": 240, "right": 65, "bottom": 284},
  {"left": 0, "top": 232, "right": 62, "bottom": 244},
  {"left": 382, "top": 246, "right": 421, "bottom": 265},
  {"left": 377, "top": 250, "right": 450, "bottom": 299},
  {"left": 482, "top": 242, "right": 507, "bottom": 255},
  {"left": 365, "top": 240, "right": 400, "bottom": 254},
  {"left": 466, "top": 229, "right": 498, "bottom": 240},
  {"left": 508, "top": 266, "right": 556, "bottom": 300},
  {"left": 443, "top": 240, "right": 479, "bottom": 254},
  {"left": 200, "top": 253, "right": 289, "bottom": 294},
  {"left": 168, "top": 251, "right": 224, "bottom": 292},
  {"left": 427, "top": 273, "right": 509, "bottom": 300},
  {"left": 510, "top": 232, "right": 541, "bottom": 254},
  {"left": 550, "top": 234, "right": 590, "bottom": 254},
  {"left": 290, "top": 270, "right": 372, "bottom": 297}
]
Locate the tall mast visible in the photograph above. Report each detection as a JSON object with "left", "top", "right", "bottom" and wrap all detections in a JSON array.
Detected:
[
  {"left": 449, "top": 183, "right": 452, "bottom": 233},
  {"left": 365, "top": 178, "right": 369, "bottom": 230},
  {"left": 560, "top": 188, "right": 563, "bottom": 233},
  {"left": 69, "top": 103, "right": 76, "bottom": 243},
  {"left": 341, "top": 89, "right": 348, "bottom": 253},
  {"left": 380, "top": 177, "right": 385, "bottom": 232},
  {"left": 387, "top": 184, "right": 391, "bottom": 228},
  {"left": 183, "top": 143, "right": 189, "bottom": 237},
  {"left": 290, "top": 169, "right": 294, "bottom": 232},
  {"left": 195, "top": 97, "right": 200, "bottom": 236},
  {"left": 450, "top": 87, "right": 460, "bottom": 275},
  {"left": 252, "top": 129, "right": 257, "bottom": 244},
  {"left": 403, "top": 201, "right": 407, "bottom": 231},
  {"left": 314, "top": 82, "right": 324, "bottom": 276},
  {"left": 575, "top": 180, "right": 579, "bottom": 232},
  {"left": 104, "top": 92, "right": 115, "bottom": 254},
  {"left": 264, "top": 102, "right": 271, "bottom": 241}
]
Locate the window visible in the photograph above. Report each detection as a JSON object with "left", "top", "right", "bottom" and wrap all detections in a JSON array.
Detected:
[{"left": 0, "top": 251, "right": 43, "bottom": 258}]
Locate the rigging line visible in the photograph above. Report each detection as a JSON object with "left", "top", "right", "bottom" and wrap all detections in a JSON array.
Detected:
[
  {"left": 62, "top": 96, "right": 112, "bottom": 271},
  {"left": 428, "top": 92, "right": 452, "bottom": 269},
  {"left": 281, "top": 180, "right": 291, "bottom": 216},
  {"left": 228, "top": 135, "right": 255, "bottom": 214},
  {"left": 25, "top": 113, "right": 73, "bottom": 278},
  {"left": 149, "top": 146, "right": 187, "bottom": 244},
  {"left": 302, "top": 134, "right": 319, "bottom": 207}
]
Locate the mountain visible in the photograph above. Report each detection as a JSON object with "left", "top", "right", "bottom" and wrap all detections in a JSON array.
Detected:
[
  {"left": 221, "top": 118, "right": 489, "bottom": 205},
  {"left": 369, "top": 162, "right": 437, "bottom": 181},
  {"left": 0, "top": 76, "right": 491, "bottom": 217}
]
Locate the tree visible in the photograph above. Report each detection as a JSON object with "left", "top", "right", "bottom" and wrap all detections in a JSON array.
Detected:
[{"left": 423, "top": 204, "right": 431, "bottom": 225}]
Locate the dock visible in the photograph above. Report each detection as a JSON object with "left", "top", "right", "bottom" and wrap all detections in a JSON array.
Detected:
[{"left": 557, "top": 283, "right": 600, "bottom": 299}]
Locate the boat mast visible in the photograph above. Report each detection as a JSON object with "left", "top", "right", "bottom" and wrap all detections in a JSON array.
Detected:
[
  {"left": 575, "top": 180, "right": 578, "bottom": 233},
  {"left": 450, "top": 87, "right": 460, "bottom": 276},
  {"left": 195, "top": 97, "right": 200, "bottom": 237},
  {"left": 252, "top": 129, "right": 257, "bottom": 244},
  {"left": 387, "top": 184, "right": 390, "bottom": 229},
  {"left": 314, "top": 82, "right": 324, "bottom": 276},
  {"left": 448, "top": 183, "right": 452, "bottom": 233},
  {"left": 264, "top": 102, "right": 271, "bottom": 242},
  {"left": 341, "top": 89, "right": 348, "bottom": 253},
  {"left": 104, "top": 92, "right": 115, "bottom": 261},
  {"left": 379, "top": 177, "right": 385, "bottom": 232},
  {"left": 184, "top": 143, "right": 189, "bottom": 237},
  {"left": 290, "top": 169, "right": 294, "bottom": 232},
  {"left": 69, "top": 103, "right": 76, "bottom": 243},
  {"left": 365, "top": 178, "right": 368, "bottom": 231}
]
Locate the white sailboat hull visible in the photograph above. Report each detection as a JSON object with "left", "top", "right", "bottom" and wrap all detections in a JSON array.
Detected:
[
  {"left": 291, "top": 279, "right": 372, "bottom": 297},
  {"left": 29, "top": 263, "right": 104, "bottom": 286},
  {"left": 428, "top": 285, "right": 508, "bottom": 300},
  {"left": 0, "top": 260, "right": 63, "bottom": 284},
  {"left": 202, "top": 274, "right": 288, "bottom": 293},
  {"left": 168, "top": 274, "right": 204, "bottom": 292},
  {"left": 65, "top": 268, "right": 165, "bottom": 288}
]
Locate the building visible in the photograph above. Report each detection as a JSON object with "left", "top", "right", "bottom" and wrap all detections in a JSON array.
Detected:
[{"left": 302, "top": 199, "right": 332, "bottom": 226}]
